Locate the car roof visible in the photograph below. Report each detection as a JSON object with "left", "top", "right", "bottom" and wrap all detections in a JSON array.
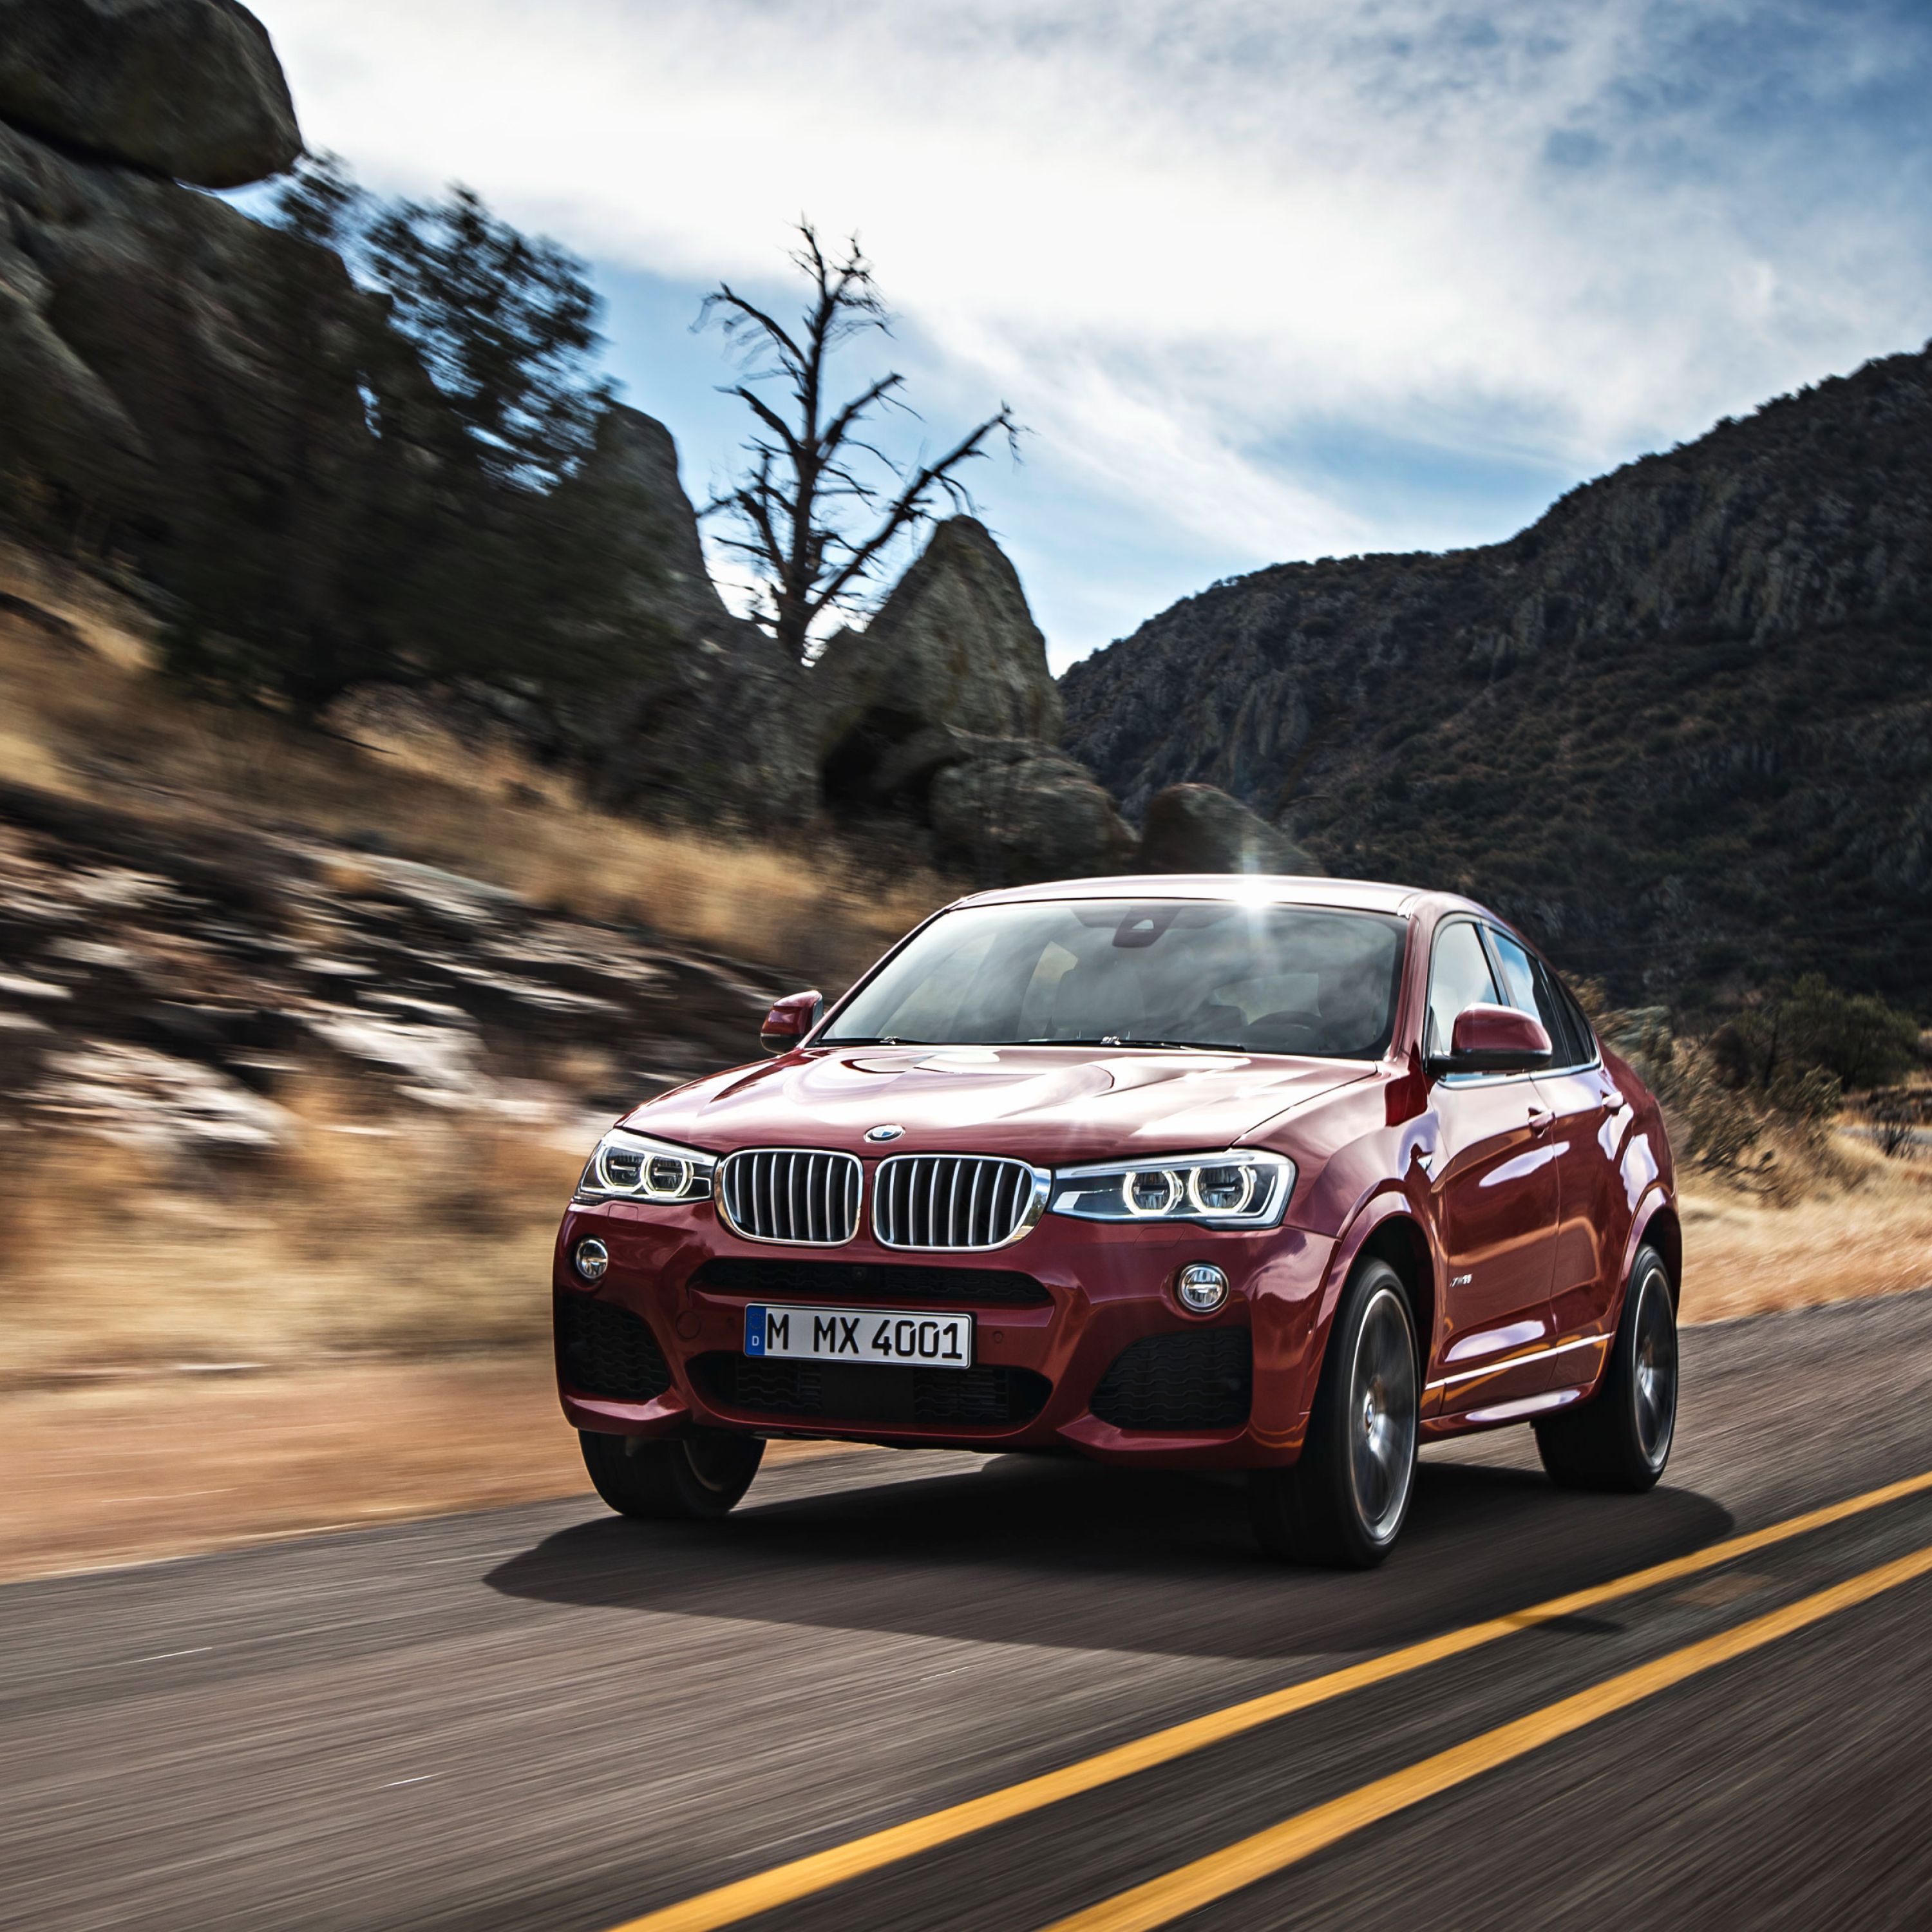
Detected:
[{"left": 954, "top": 873, "right": 1497, "bottom": 922}]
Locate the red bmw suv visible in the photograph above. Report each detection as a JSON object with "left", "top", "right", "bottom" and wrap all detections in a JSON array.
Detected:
[{"left": 554, "top": 876, "right": 1679, "bottom": 1567}]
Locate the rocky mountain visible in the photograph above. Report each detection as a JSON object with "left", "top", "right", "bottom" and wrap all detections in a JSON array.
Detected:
[{"left": 1063, "top": 344, "right": 1932, "bottom": 1005}]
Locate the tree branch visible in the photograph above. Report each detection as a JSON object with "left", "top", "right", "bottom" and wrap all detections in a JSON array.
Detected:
[{"left": 808, "top": 406, "right": 1015, "bottom": 619}]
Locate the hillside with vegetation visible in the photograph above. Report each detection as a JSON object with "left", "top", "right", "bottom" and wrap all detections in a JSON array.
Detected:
[{"left": 1062, "top": 345, "right": 1932, "bottom": 1012}]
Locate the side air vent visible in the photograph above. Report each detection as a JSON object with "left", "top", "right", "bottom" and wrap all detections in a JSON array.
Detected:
[
  {"left": 1088, "top": 1328, "right": 1253, "bottom": 1431},
  {"left": 717, "top": 1149, "right": 862, "bottom": 1245},
  {"left": 873, "top": 1154, "right": 1046, "bottom": 1251}
]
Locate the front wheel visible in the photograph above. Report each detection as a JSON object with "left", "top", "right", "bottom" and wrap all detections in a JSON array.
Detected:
[
  {"left": 1249, "top": 1258, "right": 1419, "bottom": 1567},
  {"left": 1535, "top": 1244, "right": 1677, "bottom": 1492},
  {"left": 580, "top": 1429, "right": 764, "bottom": 1520}
]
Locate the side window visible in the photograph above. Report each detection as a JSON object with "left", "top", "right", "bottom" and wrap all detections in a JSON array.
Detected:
[
  {"left": 1542, "top": 963, "right": 1599, "bottom": 1067},
  {"left": 1426, "top": 921, "right": 1499, "bottom": 1059},
  {"left": 1487, "top": 929, "right": 1575, "bottom": 1066}
]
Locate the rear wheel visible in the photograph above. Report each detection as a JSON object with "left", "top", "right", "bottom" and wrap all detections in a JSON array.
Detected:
[
  {"left": 1249, "top": 1258, "right": 1419, "bottom": 1567},
  {"left": 580, "top": 1429, "right": 764, "bottom": 1520},
  {"left": 1535, "top": 1244, "right": 1677, "bottom": 1492}
]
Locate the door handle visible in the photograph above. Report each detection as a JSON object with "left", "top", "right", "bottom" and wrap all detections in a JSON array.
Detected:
[{"left": 1528, "top": 1106, "right": 1555, "bottom": 1135}]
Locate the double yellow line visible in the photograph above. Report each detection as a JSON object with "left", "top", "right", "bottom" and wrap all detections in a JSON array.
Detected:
[
  {"left": 609, "top": 1469, "right": 1932, "bottom": 1932},
  {"left": 1043, "top": 1536, "right": 1932, "bottom": 1931}
]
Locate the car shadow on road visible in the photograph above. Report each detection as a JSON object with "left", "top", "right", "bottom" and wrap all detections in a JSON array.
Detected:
[{"left": 486, "top": 1451, "right": 1732, "bottom": 1661}]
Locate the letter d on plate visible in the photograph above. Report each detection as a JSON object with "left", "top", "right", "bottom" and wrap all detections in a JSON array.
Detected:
[{"left": 744, "top": 1306, "right": 767, "bottom": 1355}]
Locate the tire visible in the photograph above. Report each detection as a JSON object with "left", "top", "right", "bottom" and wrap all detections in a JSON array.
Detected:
[
  {"left": 1249, "top": 1258, "right": 1419, "bottom": 1567},
  {"left": 1535, "top": 1244, "right": 1677, "bottom": 1492},
  {"left": 580, "top": 1428, "right": 764, "bottom": 1520}
]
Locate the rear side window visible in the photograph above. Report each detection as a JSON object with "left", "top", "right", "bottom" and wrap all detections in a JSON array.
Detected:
[
  {"left": 1486, "top": 930, "right": 1567, "bottom": 1063},
  {"left": 1539, "top": 962, "right": 1599, "bottom": 1067},
  {"left": 1488, "top": 926, "right": 1595, "bottom": 1067},
  {"left": 1426, "top": 920, "right": 1499, "bottom": 1059}
]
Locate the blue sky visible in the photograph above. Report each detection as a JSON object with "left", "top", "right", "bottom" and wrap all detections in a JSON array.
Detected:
[{"left": 254, "top": 0, "right": 1932, "bottom": 668}]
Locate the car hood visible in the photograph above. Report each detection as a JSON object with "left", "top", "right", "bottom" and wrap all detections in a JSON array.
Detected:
[{"left": 625, "top": 1045, "right": 1374, "bottom": 1164}]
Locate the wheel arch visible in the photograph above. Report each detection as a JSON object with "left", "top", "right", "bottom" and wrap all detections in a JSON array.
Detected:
[
  {"left": 1316, "top": 1191, "right": 1437, "bottom": 1383},
  {"left": 1628, "top": 1192, "right": 1681, "bottom": 1311},
  {"left": 1355, "top": 1214, "right": 1434, "bottom": 1360}
]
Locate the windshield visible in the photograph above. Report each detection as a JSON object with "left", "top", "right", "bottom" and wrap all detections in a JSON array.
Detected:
[{"left": 825, "top": 898, "right": 1409, "bottom": 1057}]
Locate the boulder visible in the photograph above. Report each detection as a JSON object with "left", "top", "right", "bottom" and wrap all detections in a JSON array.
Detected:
[
  {"left": 0, "top": 117, "right": 418, "bottom": 592},
  {"left": 815, "top": 516, "right": 1062, "bottom": 797},
  {"left": 1138, "top": 783, "right": 1324, "bottom": 875},
  {"left": 797, "top": 517, "right": 1146, "bottom": 880},
  {"left": 0, "top": 0, "right": 299, "bottom": 189},
  {"left": 927, "top": 739, "right": 1137, "bottom": 883},
  {"left": 0, "top": 113, "right": 480, "bottom": 667}
]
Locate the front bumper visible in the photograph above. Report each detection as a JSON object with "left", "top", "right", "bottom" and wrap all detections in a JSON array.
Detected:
[{"left": 553, "top": 1197, "right": 1338, "bottom": 1470}]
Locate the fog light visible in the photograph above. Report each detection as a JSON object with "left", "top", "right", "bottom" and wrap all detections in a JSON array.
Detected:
[
  {"left": 1175, "top": 1262, "right": 1229, "bottom": 1313},
  {"left": 573, "top": 1238, "right": 609, "bottom": 1283}
]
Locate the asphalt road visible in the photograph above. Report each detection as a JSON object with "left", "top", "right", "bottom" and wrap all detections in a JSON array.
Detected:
[{"left": 10, "top": 1291, "right": 1932, "bottom": 1932}]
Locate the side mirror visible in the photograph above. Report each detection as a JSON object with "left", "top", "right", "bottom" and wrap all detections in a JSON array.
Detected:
[
  {"left": 1429, "top": 1002, "right": 1551, "bottom": 1078},
  {"left": 760, "top": 990, "right": 824, "bottom": 1056}
]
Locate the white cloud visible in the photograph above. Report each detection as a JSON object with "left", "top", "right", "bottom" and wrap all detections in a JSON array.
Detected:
[{"left": 252, "top": 0, "right": 1932, "bottom": 652}]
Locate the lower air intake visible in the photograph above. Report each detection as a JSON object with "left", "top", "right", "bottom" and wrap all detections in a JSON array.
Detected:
[
  {"left": 696, "top": 1353, "right": 1050, "bottom": 1428},
  {"left": 1088, "top": 1328, "right": 1253, "bottom": 1431},
  {"left": 555, "top": 1294, "right": 672, "bottom": 1404}
]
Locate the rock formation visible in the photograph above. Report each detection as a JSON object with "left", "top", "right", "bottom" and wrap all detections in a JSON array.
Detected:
[
  {"left": 817, "top": 517, "right": 1063, "bottom": 758},
  {"left": 596, "top": 493, "right": 1139, "bottom": 880},
  {"left": 0, "top": 0, "right": 299, "bottom": 188},
  {"left": 581, "top": 405, "right": 820, "bottom": 824},
  {"left": 810, "top": 518, "right": 1134, "bottom": 878},
  {"left": 0, "top": 113, "right": 410, "bottom": 533},
  {"left": 0, "top": 0, "right": 1231, "bottom": 893},
  {"left": 0, "top": 0, "right": 458, "bottom": 690},
  {"left": 1062, "top": 344, "right": 1932, "bottom": 999}
]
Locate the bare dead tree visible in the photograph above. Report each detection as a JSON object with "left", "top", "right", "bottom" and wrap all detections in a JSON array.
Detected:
[{"left": 701, "top": 224, "right": 1018, "bottom": 661}]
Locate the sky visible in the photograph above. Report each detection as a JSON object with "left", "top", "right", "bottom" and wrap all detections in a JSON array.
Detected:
[{"left": 251, "top": 0, "right": 1932, "bottom": 670}]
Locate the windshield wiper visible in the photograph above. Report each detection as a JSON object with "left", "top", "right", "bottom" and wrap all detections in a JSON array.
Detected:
[
  {"left": 1017, "top": 1036, "right": 1216, "bottom": 1052},
  {"left": 821, "top": 1036, "right": 932, "bottom": 1046}
]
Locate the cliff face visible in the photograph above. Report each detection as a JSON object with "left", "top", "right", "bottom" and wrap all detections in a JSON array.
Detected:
[{"left": 1061, "top": 345, "right": 1932, "bottom": 1002}]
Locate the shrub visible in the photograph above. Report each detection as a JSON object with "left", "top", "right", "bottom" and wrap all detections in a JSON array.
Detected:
[{"left": 1721, "top": 974, "right": 1922, "bottom": 1094}]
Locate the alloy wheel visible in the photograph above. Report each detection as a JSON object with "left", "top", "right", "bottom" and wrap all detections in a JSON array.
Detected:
[
  {"left": 1631, "top": 1269, "right": 1678, "bottom": 1470},
  {"left": 1348, "top": 1285, "right": 1417, "bottom": 1542}
]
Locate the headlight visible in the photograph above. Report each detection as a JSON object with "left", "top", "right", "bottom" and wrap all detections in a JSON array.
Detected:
[
  {"left": 576, "top": 1128, "right": 716, "bottom": 1204},
  {"left": 1050, "top": 1150, "right": 1294, "bottom": 1227}
]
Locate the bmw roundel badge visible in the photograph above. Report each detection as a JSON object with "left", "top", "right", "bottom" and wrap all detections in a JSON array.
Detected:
[{"left": 865, "top": 1124, "right": 905, "bottom": 1142}]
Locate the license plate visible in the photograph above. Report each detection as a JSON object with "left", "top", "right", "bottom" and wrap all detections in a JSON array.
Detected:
[{"left": 744, "top": 1304, "right": 975, "bottom": 1369}]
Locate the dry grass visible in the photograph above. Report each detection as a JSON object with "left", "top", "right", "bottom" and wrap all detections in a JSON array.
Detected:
[
  {"left": 1680, "top": 1129, "right": 1932, "bottom": 1324},
  {"left": 0, "top": 550, "right": 949, "bottom": 1397},
  {"left": 0, "top": 556, "right": 950, "bottom": 981},
  {"left": 0, "top": 1083, "right": 588, "bottom": 1385}
]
